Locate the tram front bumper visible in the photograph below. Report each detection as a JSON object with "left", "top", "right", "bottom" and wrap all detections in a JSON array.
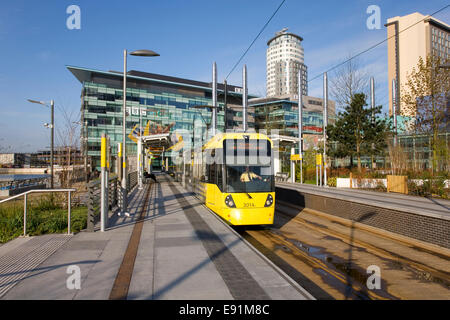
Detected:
[{"left": 222, "top": 206, "right": 274, "bottom": 225}]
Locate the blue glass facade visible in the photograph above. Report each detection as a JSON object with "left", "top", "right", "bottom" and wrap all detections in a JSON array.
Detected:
[
  {"left": 252, "top": 99, "right": 333, "bottom": 137},
  {"left": 68, "top": 66, "right": 250, "bottom": 170}
]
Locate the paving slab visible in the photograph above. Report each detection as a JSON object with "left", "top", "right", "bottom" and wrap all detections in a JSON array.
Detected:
[{"left": 1, "top": 174, "right": 313, "bottom": 300}]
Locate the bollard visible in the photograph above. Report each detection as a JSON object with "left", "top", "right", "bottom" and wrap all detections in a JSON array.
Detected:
[
  {"left": 316, "top": 154, "right": 322, "bottom": 186},
  {"left": 291, "top": 147, "right": 295, "bottom": 183},
  {"left": 68, "top": 190, "right": 71, "bottom": 235},
  {"left": 23, "top": 193, "right": 27, "bottom": 236},
  {"left": 316, "top": 164, "right": 318, "bottom": 186},
  {"left": 100, "top": 134, "right": 108, "bottom": 232},
  {"left": 320, "top": 162, "right": 322, "bottom": 186}
]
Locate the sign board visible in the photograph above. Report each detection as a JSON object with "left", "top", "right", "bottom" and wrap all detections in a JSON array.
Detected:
[
  {"left": 101, "top": 135, "right": 111, "bottom": 169},
  {"left": 290, "top": 154, "right": 302, "bottom": 161},
  {"left": 315, "top": 154, "right": 323, "bottom": 166}
]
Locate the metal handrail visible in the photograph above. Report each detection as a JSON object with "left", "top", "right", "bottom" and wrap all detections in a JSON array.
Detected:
[{"left": 0, "top": 188, "right": 76, "bottom": 236}]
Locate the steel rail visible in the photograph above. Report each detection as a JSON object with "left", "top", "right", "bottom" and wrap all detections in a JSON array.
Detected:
[
  {"left": 275, "top": 204, "right": 450, "bottom": 283},
  {"left": 0, "top": 188, "right": 76, "bottom": 236}
]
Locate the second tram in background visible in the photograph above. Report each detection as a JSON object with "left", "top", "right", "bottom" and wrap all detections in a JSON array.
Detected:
[{"left": 192, "top": 132, "right": 275, "bottom": 226}]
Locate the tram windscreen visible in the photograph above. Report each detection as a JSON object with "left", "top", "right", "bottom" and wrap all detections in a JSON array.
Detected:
[{"left": 223, "top": 139, "right": 274, "bottom": 193}]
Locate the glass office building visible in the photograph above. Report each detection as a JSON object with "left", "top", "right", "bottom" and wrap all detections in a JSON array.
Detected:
[
  {"left": 249, "top": 96, "right": 336, "bottom": 173},
  {"left": 250, "top": 97, "right": 336, "bottom": 142},
  {"left": 68, "top": 66, "right": 253, "bottom": 170}
]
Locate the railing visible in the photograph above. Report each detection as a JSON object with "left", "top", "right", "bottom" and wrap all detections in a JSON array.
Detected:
[
  {"left": 127, "top": 171, "right": 138, "bottom": 192},
  {"left": 174, "top": 171, "right": 183, "bottom": 183},
  {"left": 86, "top": 171, "right": 137, "bottom": 232},
  {"left": 86, "top": 175, "right": 119, "bottom": 232},
  {"left": 0, "top": 188, "right": 76, "bottom": 236},
  {"left": 86, "top": 179, "right": 101, "bottom": 232}
]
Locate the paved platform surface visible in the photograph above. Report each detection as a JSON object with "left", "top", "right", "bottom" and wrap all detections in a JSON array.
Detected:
[
  {"left": 277, "top": 182, "right": 450, "bottom": 220},
  {"left": 0, "top": 174, "right": 312, "bottom": 300}
]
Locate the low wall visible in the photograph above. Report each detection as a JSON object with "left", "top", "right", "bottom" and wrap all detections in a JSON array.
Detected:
[
  {"left": 0, "top": 168, "right": 47, "bottom": 174},
  {"left": 276, "top": 186, "right": 450, "bottom": 249},
  {"left": 0, "top": 184, "right": 47, "bottom": 197},
  {"left": 336, "top": 178, "right": 450, "bottom": 189},
  {"left": 336, "top": 178, "right": 386, "bottom": 188}
]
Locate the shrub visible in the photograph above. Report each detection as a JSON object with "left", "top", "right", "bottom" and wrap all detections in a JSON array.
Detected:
[
  {"left": 327, "top": 176, "right": 337, "bottom": 187},
  {"left": 375, "top": 180, "right": 387, "bottom": 192},
  {"left": 407, "top": 171, "right": 449, "bottom": 199},
  {"left": 0, "top": 200, "right": 87, "bottom": 244}
]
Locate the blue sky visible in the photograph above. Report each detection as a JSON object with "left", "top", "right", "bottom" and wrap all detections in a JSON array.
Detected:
[{"left": 0, "top": 0, "right": 449, "bottom": 152}]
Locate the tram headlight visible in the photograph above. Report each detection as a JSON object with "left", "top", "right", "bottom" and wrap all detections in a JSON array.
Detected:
[
  {"left": 264, "top": 194, "right": 273, "bottom": 207},
  {"left": 225, "top": 195, "right": 236, "bottom": 208}
]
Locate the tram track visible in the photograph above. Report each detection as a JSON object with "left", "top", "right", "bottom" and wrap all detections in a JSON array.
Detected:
[
  {"left": 275, "top": 204, "right": 450, "bottom": 285},
  {"left": 241, "top": 228, "right": 388, "bottom": 300},
  {"left": 237, "top": 201, "right": 450, "bottom": 300}
]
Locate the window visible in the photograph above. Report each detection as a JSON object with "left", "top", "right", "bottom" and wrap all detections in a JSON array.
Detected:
[{"left": 223, "top": 139, "right": 273, "bottom": 193}]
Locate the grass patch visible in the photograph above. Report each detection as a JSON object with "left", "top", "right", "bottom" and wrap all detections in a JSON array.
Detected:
[{"left": 0, "top": 194, "right": 87, "bottom": 244}]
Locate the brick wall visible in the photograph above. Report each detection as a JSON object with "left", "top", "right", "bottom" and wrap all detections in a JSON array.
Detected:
[{"left": 276, "top": 187, "right": 450, "bottom": 249}]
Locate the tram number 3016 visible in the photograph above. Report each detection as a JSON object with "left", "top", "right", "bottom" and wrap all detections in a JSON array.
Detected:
[{"left": 243, "top": 203, "right": 255, "bottom": 207}]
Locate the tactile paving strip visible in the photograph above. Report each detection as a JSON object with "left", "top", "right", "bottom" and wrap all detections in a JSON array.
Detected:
[
  {"left": 0, "top": 234, "right": 72, "bottom": 298},
  {"left": 168, "top": 182, "right": 271, "bottom": 300}
]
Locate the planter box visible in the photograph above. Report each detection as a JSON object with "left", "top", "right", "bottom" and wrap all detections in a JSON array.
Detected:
[{"left": 387, "top": 175, "right": 408, "bottom": 194}]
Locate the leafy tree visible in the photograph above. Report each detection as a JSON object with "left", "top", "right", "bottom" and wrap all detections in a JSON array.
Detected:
[
  {"left": 401, "top": 54, "right": 449, "bottom": 173},
  {"left": 326, "top": 93, "right": 389, "bottom": 172}
]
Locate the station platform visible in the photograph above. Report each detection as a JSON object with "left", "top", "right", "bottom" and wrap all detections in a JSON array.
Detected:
[
  {"left": 0, "top": 174, "right": 313, "bottom": 300},
  {"left": 276, "top": 182, "right": 450, "bottom": 220},
  {"left": 276, "top": 182, "right": 450, "bottom": 249}
]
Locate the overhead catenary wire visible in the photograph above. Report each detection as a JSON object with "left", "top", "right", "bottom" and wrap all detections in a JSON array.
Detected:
[
  {"left": 225, "top": 0, "right": 287, "bottom": 80},
  {"left": 308, "top": 4, "right": 450, "bottom": 84}
]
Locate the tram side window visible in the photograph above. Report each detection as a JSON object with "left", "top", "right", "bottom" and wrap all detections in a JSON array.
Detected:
[
  {"left": 204, "top": 149, "right": 215, "bottom": 182},
  {"left": 206, "top": 163, "right": 216, "bottom": 184},
  {"left": 216, "top": 164, "right": 223, "bottom": 191},
  {"left": 204, "top": 164, "right": 209, "bottom": 182}
]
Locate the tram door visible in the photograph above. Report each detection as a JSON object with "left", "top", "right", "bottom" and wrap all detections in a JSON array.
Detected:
[{"left": 205, "top": 162, "right": 216, "bottom": 209}]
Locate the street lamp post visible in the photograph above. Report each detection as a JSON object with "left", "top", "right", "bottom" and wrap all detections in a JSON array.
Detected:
[
  {"left": 392, "top": 78, "right": 398, "bottom": 147},
  {"left": 138, "top": 106, "right": 143, "bottom": 190},
  {"left": 121, "top": 49, "right": 159, "bottom": 216},
  {"left": 223, "top": 80, "right": 228, "bottom": 132},
  {"left": 28, "top": 99, "right": 54, "bottom": 189},
  {"left": 212, "top": 62, "right": 217, "bottom": 136},
  {"left": 323, "top": 72, "right": 328, "bottom": 187},
  {"left": 298, "top": 70, "right": 303, "bottom": 184}
]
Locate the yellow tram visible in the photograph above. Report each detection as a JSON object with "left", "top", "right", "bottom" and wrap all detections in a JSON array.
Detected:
[{"left": 192, "top": 132, "right": 275, "bottom": 226}]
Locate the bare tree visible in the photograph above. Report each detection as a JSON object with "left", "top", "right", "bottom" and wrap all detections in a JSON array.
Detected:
[
  {"left": 330, "top": 55, "right": 370, "bottom": 112},
  {"left": 386, "top": 138, "right": 408, "bottom": 176},
  {"left": 56, "top": 106, "right": 81, "bottom": 187}
]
